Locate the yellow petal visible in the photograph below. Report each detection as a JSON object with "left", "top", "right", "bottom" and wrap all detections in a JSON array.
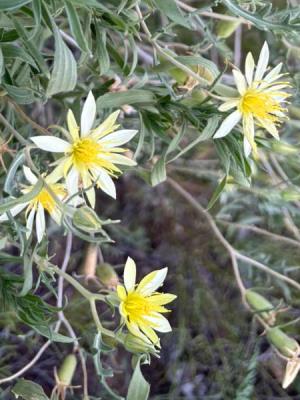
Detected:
[{"left": 117, "top": 285, "right": 127, "bottom": 301}]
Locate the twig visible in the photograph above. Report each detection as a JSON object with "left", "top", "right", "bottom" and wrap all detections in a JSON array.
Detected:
[
  {"left": 8, "top": 99, "right": 50, "bottom": 135},
  {"left": 0, "top": 340, "right": 52, "bottom": 384},
  {"left": 0, "top": 113, "right": 29, "bottom": 146},
  {"left": 217, "top": 219, "right": 300, "bottom": 249},
  {"left": 167, "top": 177, "right": 300, "bottom": 291}
]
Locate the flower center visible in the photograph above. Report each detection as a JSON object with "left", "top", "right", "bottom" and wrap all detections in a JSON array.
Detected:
[
  {"left": 71, "top": 138, "right": 102, "bottom": 166},
  {"left": 33, "top": 185, "right": 65, "bottom": 213},
  {"left": 240, "top": 88, "right": 282, "bottom": 122},
  {"left": 124, "top": 292, "right": 152, "bottom": 322}
]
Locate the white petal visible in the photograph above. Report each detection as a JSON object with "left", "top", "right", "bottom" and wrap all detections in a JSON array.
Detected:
[
  {"left": 214, "top": 111, "right": 241, "bottom": 139},
  {"left": 124, "top": 257, "right": 136, "bottom": 293},
  {"left": 263, "top": 63, "right": 283, "bottom": 83},
  {"left": 66, "top": 167, "right": 79, "bottom": 198},
  {"left": 96, "top": 169, "right": 116, "bottom": 199},
  {"left": 100, "top": 153, "right": 137, "bottom": 166},
  {"left": 31, "top": 136, "right": 70, "bottom": 152},
  {"left": 36, "top": 202, "right": 45, "bottom": 243},
  {"left": 282, "top": 359, "right": 300, "bottom": 389},
  {"left": 245, "top": 52, "right": 255, "bottom": 85},
  {"left": 0, "top": 202, "right": 28, "bottom": 221},
  {"left": 26, "top": 207, "right": 35, "bottom": 238},
  {"left": 232, "top": 69, "right": 247, "bottom": 95},
  {"left": 23, "top": 166, "right": 37, "bottom": 185},
  {"left": 218, "top": 99, "right": 239, "bottom": 112},
  {"left": 98, "top": 130, "right": 138, "bottom": 148},
  {"left": 81, "top": 91, "right": 96, "bottom": 136},
  {"left": 137, "top": 267, "right": 168, "bottom": 296},
  {"left": 67, "top": 109, "right": 79, "bottom": 141},
  {"left": 243, "top": 136, "right": 252, "bottom": 158},
  {"left": 145, "top": 313, "right": 172, "bottom": 333},
  {"left": 254, "top": 41, "right": 269, "bottom": 82}
]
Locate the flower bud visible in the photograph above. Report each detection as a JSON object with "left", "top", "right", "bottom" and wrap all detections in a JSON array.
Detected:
[
  {"left": 266, "top": 328, "right": 299, "bottom": 358},
  {"left": 271, "top": 140, "right": 298, "bottom": 155},
  {"left": 216, "top": 19, "right": 241, "bottom": 38},
  {"left": 281, "top": 189, "right": 300, "bottom": 202},
  {"left": 57, "top": 354, "right": 77, "bottom": 386},
  {"left": 96, "top": 263, "right": 119, "bottom": 289},
  {"left": 245, "top": 289, "right": 276, "bottom": 325},
  {"left": 123, "top": 333, "right": 159, "bottom": 355},
  {"left": 73, "top": 206, "right": 102, "bottom": 232}
]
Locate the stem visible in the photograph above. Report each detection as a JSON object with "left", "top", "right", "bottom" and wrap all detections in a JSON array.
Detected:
[
  {"left": 0, "top": 112, "right": 29, "bottom": 146},
  {"left": 135, "top": 4, "right": 209, "bottom": 88},
  {"left": 90, "top": 299, "right": 116, "bottom": 338},
  {"left": 167, "top": 177, "right": 300, "bottom": 291}
]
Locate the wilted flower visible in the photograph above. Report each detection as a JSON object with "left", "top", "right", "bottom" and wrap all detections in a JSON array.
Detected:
[
  {"left": 31, "top": 91, "right": 138, "bottom": 207},
  {"left": 117, "top": 257, "right": 176, "bottom": 347},
  {"left": 0, "top": 166, "right": 65, "bottom": 242},
  {"left": 214, "top": 42, "right": 290, "bottom": 157}
]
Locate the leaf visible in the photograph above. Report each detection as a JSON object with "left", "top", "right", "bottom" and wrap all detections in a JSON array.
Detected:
[
  {"left": 95, "top": 24, "right": 110, "bottom": 75},
  {"left": 1, "top": 43, "right": 38, "bottom": 68},
  {"left": 168, "top": 116, "right": 220, "bottom": 162},
  {"left": 96, "top": 89, "right": 156, "bottom": 109},
  {"left": 4, "top": 151, "right": 25, "bottom": 195},
  {"left": 151, "top": 123, "right": 186, "bottom": 186},
  {"left": 206, "top": 175, "right": 227, "bottom": 210},
  {"left": 64, "top": 0, "right": 90, "bottom": 53},
  {"left": 126, "top": 355, "right": 150, "bottom": 400},
  {"left": 0, "top": 178, "right": 43, "bottom": 214},
  {"left": 0, "top": 0, "right": 32, "bottom": 11},
  {"left": 153, "top": 0, "right": 191, "bottom": 28},
  {"left": 46, "top": 25, "right": 77, "bottom": 96},
  {"left": 0, "top": 47, "right": 4, "bottom": 84},
  {"left": 11, "top": 16, "right": 49, "bottom": 78},
  {"left": 12, "top": 379, "right": 49, "bottom": 400},
  {"left": 33, "top": 326, "right": 75, "bottom": 343},
  {"left": 151, "top": 155, "right": 167, "bottom": 186},
  {"left": 3, "top": 84, "right": 36, "bottom": 104}
]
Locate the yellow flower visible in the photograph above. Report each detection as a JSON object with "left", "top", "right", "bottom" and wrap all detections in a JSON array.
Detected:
[
  {"left": 214, "top": 42, "right": 290, "bottom": 157},
  {"left": 0, "top": 166, "right": 66, "bottom": 242},
  {"left": 117, "top": 257, "right": 176, "bottom": 347},
  {"left": 31, "top": 91, "right": 138, "bottom": 207}
]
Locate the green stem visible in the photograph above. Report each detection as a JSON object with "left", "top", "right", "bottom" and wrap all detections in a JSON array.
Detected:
[
  {"left": 90, "top": 299, "right": 116, "bottom": 338},
  {"left": 0, "top": 112, "right": 29, "bottom": 146}
]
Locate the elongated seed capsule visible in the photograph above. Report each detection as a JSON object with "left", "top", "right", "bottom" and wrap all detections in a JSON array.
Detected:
[
  {"left": 57, "top": 354, "right": 77, "bottom": 386},
  {"left": 266, "top": 328, "right": 299, "bottom": 358},
  {"left": 245, "top": 289, "right": 275, "bottom": 324},
  {"left": 216, "top": 19, "right": 241, "bottom": 38},
  {"left": 81, "top": 244, "right": 98, "bottom": 279}
]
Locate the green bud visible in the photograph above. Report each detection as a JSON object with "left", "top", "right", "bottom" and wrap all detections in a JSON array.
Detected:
[
  {"left": 216, "top": 19, "right": 241, "bottom": 38},
  {"left": 281, "top": 189, "right": 300, "bottom": 202},
  {"left": 73, "top": 206, "right": 102, "bottom": 232},
  {"left": 123, "top": 333, "right": 159, "bottom": 356},
  {"left": 58, "top": 354, "right": 77, "bottom": 386},
  {"left": 266, "top": 328, "right": 299, "bottom": 358},
  {"left": 271, "top": 140, "right": 298, "bottom": 155},
  {"left": 96, "top": 263, "right": 119, "bottom": 289},
  {"left": 245, "top": 289, "right": 275, "bottom": 324}
]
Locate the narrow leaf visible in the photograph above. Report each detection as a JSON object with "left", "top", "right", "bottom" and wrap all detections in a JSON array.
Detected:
[{"left": 65, "top": 0, "right": 90, "bottom": 53}]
